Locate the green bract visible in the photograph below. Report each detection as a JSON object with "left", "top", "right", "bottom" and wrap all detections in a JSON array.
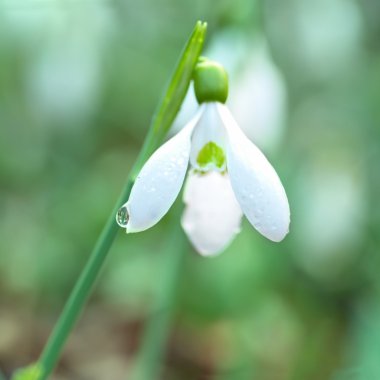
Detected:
[{"left": 193, "top": 58, "right": 229, "bottom": 104}]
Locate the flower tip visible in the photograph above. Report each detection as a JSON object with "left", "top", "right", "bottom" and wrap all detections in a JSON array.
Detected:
[
  {"left": 125, "top": 226, "right": 135, "bottom": 234},
  {"left": 266, "top": 223, "right": 290, "bottom": 243},
  {"left": 123, "top": 220, "right": 145, "bottom": 234},
  {"left": 196, "top": 248, "right": 223, "bottom": 258},
  {"left": 196, "top": 20, "right": 207, "bottom": 29}
]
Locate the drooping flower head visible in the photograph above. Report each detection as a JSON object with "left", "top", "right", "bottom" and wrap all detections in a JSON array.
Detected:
[{"left": 116, "top": 58, "right": 290, "bottom": 256}]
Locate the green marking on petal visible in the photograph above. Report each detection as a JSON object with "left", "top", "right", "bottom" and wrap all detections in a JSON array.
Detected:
[{"left": 196, "top": 142, "right": 226, "bottom": 169}]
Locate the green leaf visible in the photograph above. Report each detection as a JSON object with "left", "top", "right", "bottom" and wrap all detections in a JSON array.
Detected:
[
  {"left": 151, "top": 20, "right": 207, "bottom": 141},
  {"left": 132, "top": 20, "right": 207, "bottom": 178}
]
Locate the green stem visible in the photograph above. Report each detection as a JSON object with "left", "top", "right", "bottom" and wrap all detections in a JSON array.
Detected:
[
  {"left": 37, "top": 129, "right": 158, "bottom": 379},
  {"left": 130, "top": 223, "right": 187, "bottom": 380},
  {"left": 12, "top": 21, "right": 207, "bottom": 380},
  {"left": 38, "top": 179, "right": 132, "bottom": 378}
]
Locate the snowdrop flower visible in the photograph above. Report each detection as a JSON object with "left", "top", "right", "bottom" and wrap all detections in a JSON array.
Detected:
[{"left": 116, "top": 58, "right": 290, "bottom": 256}]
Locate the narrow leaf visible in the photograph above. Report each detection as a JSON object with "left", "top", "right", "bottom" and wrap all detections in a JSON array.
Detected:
[{"left": 151, "top": 21, "right": 207, "bottom": 140}]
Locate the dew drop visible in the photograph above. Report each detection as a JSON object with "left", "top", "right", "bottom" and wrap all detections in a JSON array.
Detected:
[{"left": 116, "top": 205, "right": 129, "bottom": 228}]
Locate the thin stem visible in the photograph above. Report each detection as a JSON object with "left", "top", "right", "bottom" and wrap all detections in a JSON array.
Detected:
[
  {"left": 12, "top": 21, "right": 207, "bottom": 380},
  {"left": 37, "top": 119, "right": 161, "bottom": 377},
  {"left": 37, "top": 131, "right": 156, "bottom": 379},
  {"left": 129, "top": 223, "right": 187, "bottom": 380}
]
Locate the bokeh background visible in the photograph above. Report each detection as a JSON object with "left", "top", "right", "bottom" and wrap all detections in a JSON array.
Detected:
[{"left": 1, "top": 0, "right": 380, "bottom": 379}]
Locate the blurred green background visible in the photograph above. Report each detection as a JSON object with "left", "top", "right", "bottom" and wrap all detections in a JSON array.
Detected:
[{"left": 1, "top": 0, "right": 380, "bottom": 379}]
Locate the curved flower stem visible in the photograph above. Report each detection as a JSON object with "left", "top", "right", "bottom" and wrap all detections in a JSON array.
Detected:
[
  {"left": 129, "top": 222, "right": 187, "bottom": 380},
  {"left": 37, "top": 178, "right": 133, "bottom": 379},
  {"left": 12, "top": 21, "right": 207, "bottom": 380}
]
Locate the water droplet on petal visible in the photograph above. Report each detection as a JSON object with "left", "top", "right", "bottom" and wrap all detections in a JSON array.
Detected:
[{"left": 116, "top": 205, "right": 129, "bottom": 228}]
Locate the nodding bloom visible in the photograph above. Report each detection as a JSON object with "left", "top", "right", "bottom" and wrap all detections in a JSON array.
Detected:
[{"left": 116, "top": 58, "right": 290, "bottom": 256}]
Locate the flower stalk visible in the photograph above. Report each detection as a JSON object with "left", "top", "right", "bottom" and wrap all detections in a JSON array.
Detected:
[{"left": 13, "top": 21, "right": 207, "bottom": 380}]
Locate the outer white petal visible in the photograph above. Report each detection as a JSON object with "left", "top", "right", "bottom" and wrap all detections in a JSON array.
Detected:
[
  {"left": 124, "top": 111, "right": 202, "bottom": 233},
  {"left": 217, "top": 103, "right": 290, "bottom": 242},
  {"left": 181, "top": 171, "right": 243, "bottom": 256}
]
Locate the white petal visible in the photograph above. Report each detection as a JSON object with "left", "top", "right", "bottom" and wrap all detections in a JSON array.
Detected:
[
  {"left": 181, "top": 171, "right": 243, "bottom": 256},
  {"left": 189, "top": 102, "right": 226, "bottom": 172},
  {"left": 218, "top": 103, "right": 290, "bottom": 242},
  {"left": 123, "top": 111, "right": 202, "bottom": 233}
]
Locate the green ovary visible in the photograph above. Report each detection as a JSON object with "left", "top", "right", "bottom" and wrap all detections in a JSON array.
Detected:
[{"left": 196, "top": 142, "right": 226, "bottom": 169}]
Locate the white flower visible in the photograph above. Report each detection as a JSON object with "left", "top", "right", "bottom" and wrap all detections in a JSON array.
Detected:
[
  {"left": 117, "top": 58, "right": 290, "bottom": 256},
  {"left": 117, "top": 100, "right": 290, "bottom": 256}
]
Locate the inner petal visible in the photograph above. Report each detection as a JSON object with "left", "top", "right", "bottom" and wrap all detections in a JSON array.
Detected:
[
  {"left": 181, "top": 170, "right": 243, "bottom": 256},
  {"left": 190, "top": 102, "right": 226, "bottom": 172}
]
